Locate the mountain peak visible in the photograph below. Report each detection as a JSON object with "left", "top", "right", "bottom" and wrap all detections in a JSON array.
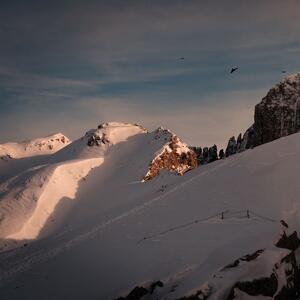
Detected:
[
  {"left": 0, "top": 132, "right": 70, "bottom": 159},
  {"left": 55, "top": 122, "right": 148, "bottom": 160},
  {"left": 95, "top": 122, "right": 148, "bottom": 145}
]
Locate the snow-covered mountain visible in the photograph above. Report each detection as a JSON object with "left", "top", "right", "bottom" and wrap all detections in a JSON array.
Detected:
[
  {"left": 0, "top": 122, "right": 196, "bottom": 244},
  {"left": 0, "top": 117, "right": 300, "bottom": 299},
  {"left": 0, "top": 133, "right": 70, "bottom": 159}
]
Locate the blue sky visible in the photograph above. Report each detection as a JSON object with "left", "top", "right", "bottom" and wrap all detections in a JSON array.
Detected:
[{"left": 1, "top": 0, "right": 300, "bottom": 148}]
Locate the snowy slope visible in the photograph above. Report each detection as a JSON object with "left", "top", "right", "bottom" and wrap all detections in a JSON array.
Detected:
[
  {"left": 0, "top": 133, "right": 70, "bottom": 159},
  {"left": 0, "top": 122, "right": 194, "bottom": 246},
  {"left": 0, "top": 122, "right": 148, "bottom": 243},
  {"left": 0, "top": 128, "right": 300, "bottom": 299}
]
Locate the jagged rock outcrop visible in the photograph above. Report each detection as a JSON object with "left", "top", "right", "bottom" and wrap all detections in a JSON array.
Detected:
[
  {"left": 253, "top": 74, "right": 300, "bottom": 146},
  {"left": 87, "top": 130, "right": 110, "bottom": 146},
  {"left": 208, "top": 144, "right": 218, "bottom": 163},
  {"left": 225, "top": 136, "right": 237, "bottom": 157},
  {"left": 223, "top": 73, "right": 300, "bottom": 157},
  {"left": 219, "top": 149, "right": 225, "bottom": 159},
  {"left": 236, "top": 133, "right": 242, "bottom": 153},
  {"left": 191, "top": 146, "right": 202, "bottom": 164},
  {"left": 240, "top": 125, "right": 257, "bottom": 151},
  {"left": 143, "top": 128, "right": 197, "bottom": 181},
  {"left": 190, "top": 145, "right": 218, "bottom": 165},
  {"left": 202, "top": 147, "right": 209, "bottom": 163}
]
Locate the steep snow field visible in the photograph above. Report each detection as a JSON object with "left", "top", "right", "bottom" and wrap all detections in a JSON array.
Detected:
[{"left": 0, "top": 128, "right": 300, "bottom": 299}]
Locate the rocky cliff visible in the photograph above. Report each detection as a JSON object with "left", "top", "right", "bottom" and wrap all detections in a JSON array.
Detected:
[
  {"left": 225, "top": 73, "right": 300, "bottom": 156},
  {"left": 254, "top": 73, "right": 300, "bottom": 146}
]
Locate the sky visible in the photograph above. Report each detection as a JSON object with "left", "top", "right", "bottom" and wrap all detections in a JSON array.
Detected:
[{"left": 1, "top": 0, "right": 300, "bottom": 149}]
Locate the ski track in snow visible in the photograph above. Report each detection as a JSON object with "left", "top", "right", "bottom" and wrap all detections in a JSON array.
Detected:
[{"left": 0, "top": 159, "right": 232, "bottom": 285}]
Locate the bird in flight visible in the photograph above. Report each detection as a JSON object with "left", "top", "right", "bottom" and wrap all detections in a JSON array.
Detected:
[
  {"left": 230, "top": 67, "right": 238, "bottom": 74},
  {"left": 179, "top": 57, "right": 185, "bottom": 60},
  {"left": 280, "top": 219, "right": 289, "bottom": 229},
  {"left": 282, "top": 70, "right": 286, "bottom": 74}
]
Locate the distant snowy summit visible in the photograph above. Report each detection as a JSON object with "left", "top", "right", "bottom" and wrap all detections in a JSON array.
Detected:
[
  {"left": 55, "top": 122, "right": 148, "bottom": 160},
  {"left": 0, "top": 133, "right": 70, "bottom": 159}
]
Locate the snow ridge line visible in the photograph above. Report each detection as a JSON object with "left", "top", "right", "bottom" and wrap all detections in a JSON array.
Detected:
[{"left": 0, "top": 160, "right": 231, "bottom": 284}]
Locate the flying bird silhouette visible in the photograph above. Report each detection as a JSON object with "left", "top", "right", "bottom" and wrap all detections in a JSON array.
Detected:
[
  {"left": 230, "top": 67, "right": 238, "bottom": 74},
  {"left": 282, "top": 70, "right": 286, "bottom": 74},
  {"left": 280, "top": 219, "right": 289, "bottom": 229},
  {"left": 179, "top": 57, "right": 185, "bottom": 60}
]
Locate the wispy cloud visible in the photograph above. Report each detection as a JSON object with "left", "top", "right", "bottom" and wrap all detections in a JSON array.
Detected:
[{"left": 1, "top": 0, "right": 300, "bottom": 145}]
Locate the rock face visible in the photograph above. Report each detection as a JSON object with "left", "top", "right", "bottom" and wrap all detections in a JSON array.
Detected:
[
  {"left": 225, "top": 137, "right": 237, "bottom": 157},
  {"left": 240, "top": 125, "right": 256, "bottom": 151},
  {"left": 224, "top": 73, "right": 300, "bottom": 157},
  {"left": 190, "top": 144, "right": 218, "bottom": 165},
  {"left": 143, "top": 128, "right": 197, "bottom": 181},
  {"left": 208, "top": 145, "right": 218, "bottom": 163},
  {"left": 253, "top": 73, "right": 300, "bottom": 146}
]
